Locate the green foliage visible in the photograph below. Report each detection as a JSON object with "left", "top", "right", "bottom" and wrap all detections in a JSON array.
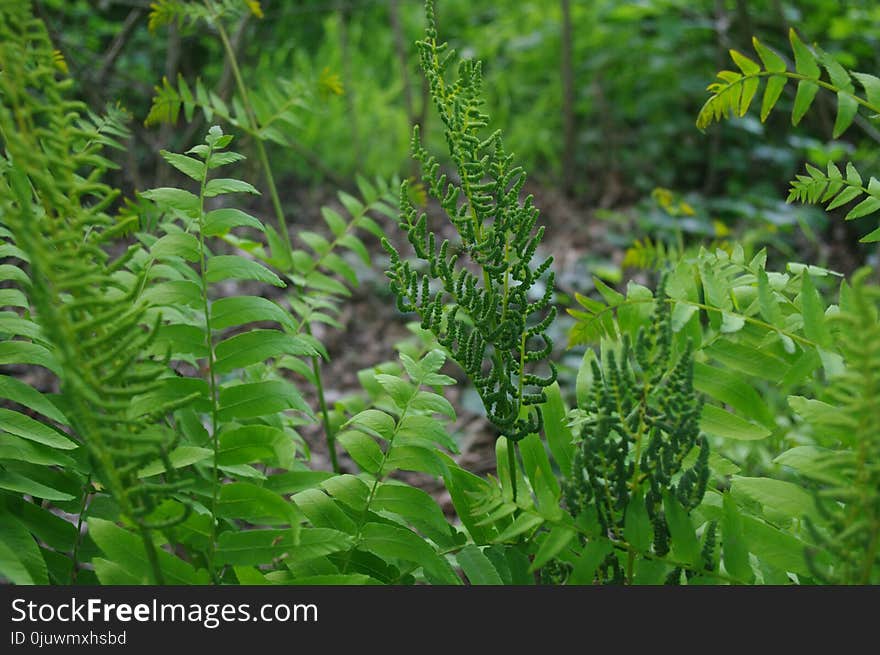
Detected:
[
  {"left": 0, "top": 1, "right": 198, "bottom": 583},
  {"left": 384, "top": 0, "right": 557, "bottom": 444},
  {"left": 783, "top": 270, "right": 879, "bottom": 584},
  {"left": 699, "top": 30, "right": 880, "bottom": 242},
  {"left": 2, "top": 0, "right": 880, "bottom": 590},
  {"left": 697, "top": 29, "right": 880, "bottom": 135}
]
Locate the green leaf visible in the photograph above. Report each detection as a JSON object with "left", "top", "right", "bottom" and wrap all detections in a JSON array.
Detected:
[
  {"left": 700, "top": 404, "right": 771, "bottom": 440},
  {"left": 853, "top": 72, "right": 880, "bottom": 108},
  {"left": 374, "top": 373, "right": 415, "bottom": 408},
  {"left": 204, "top": 178, "right": 259, "bottom": 197},
  {"left": 693, "top": 363, "right": 774, "bottom": 428},
  {"left": 140, "top": 187, "right": 199, "bottom": 214},
  {"left": 203, "top": 208, "right": 264, "bottom": 236},
  {"left": 292, "top": 489, "right": 357, "bottom": 534},
  {"left": 0, "top": 434, "right": 77, "bottom": 467},
  {"left": 541, "top": 382, "right": 573, "bottom": 477},
  {"left": 207, "top": 151, "right": 246, "bottom": 168},
  {"left": 320, "top": 474, "right": 370, "bottom": 512},
  {"left": 494, "top": 512, "right": 544, "bottom": 543},
  {"left": 218, "top": 425, "right": 295, "bottom": 468},
  {"left": 215, "top": 329, "right": 316, "bottom": 373},
  {"left": 799, "top": 273, "right": 829, "bottom": 346},
  {"left": 457, "top": 545, "right": 504, "bottom": 585},
  {"left": 705, "top": 340, "right": 786, "bottom": 382},
  {"left": 833, "top": 92, "right": 859, "bottom": 138},
  {"left": 383, "top": 445, "right": 446, "bottom": 477},
  {"left": 845, "top": 196, "right": 880, "bottom": 221},
  {"left": 529, "top": 526, "right": 576, "bottom": 573},
  {"left": 396, "top": 414, "right": 458, "bottom": 452},
  {"left": 218, "top": 380, "right": 310, "bottom": 421},
  {"left": 372, "top": 483, "right": 453, "bottom": 544},
  {"left": 569, "top": 538, "right": 613, "bottom": 585},
  {"left": 752, "top": 37, "right": 786, "bottom": 72},
  {"left": 0, "top": 288, "right": 29, "bottom": 309},
  {"left": 741, "top": 514, "right": 812, "bottom": 576},
  {"left": 218, "top": 482, "right": 297, "bottom": 525},
  {"left": 761, "top": 76, "right": 787, "bottom": 122},
  {"left": 346, "top": 409, "right": 396, "bottom": 441},
  {"left": 336, "top": 430, "right": 384, "bottom": 474},
  {"left": 0, "top": 408, "right": 77, "bottom": 449},
  {"left": 160, "top": 150, "right": 205, "bottom": 181},
  {"left": 731, "top": 476, "right": 817, "bottom": 519},
  {"left": 88, "top": 518, "right": 210, "bottom": 584},
  {"left": 730, "top": 49, "right": 760, "bottom": 76},
  {"left": 790, "top": 29, "right": 820, "bottom": 78},
  {"left": 0, "top": 509, "right": 49, "bottom": 584},
  {"left": 826, "top": 185, "right": 862, "bottom": 211},
  {"left": 211, "top": 295, "right": 296, "bottom": 331},
  {"left": 663, "top": 492, "right": 701, "bottom": 567},
  {"left": 141, "top": 280, "right": 203, "bottom": 308},
  {"left": 137, "top": 445, "right": 212, "bottom": 477},
  {"left": 721, "top": 494, "right": 753, "bottom": 583},
  {"left": 792, "top": 81, "right": 820, "bottom": 126},
  {"left": 321, "top": 207, "right": 348, "bottom": 237},
  {"left": 359, "top": 522, "right": 460, "bottom": 585},
  {"left": 409, "top": 390, "right": 455, "bottom": 418},
  {"left": 151, "top": 232, "right": 200, "bottom": 262},
  {"left": 0, "top": 342, "right": 61, "bottom": 375},
  {"left": 216, "top": 529, "right": 298, "bottom": 566},
  {"left": 206, "top": 255, "right": 284, "bottom": 287},
  {"left": 624, "top": 491, "right": 652, "bottom": 552}
]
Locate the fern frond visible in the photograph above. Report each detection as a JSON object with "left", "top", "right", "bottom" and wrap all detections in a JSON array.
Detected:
[
  {"left": 787, "top": 161, "right": 880, "bottom": 242},
  {"left": 383, "top": 0, "right": 557, "bottom": 443},
  {"left": 788, "top": 269, "right": 880, "bottom": 584},
  {"left": 697, "top": 30, "right": 880, "bottom": 137},
  {"left": 0, "top": 3, "right": 187, "bottom": 551}
]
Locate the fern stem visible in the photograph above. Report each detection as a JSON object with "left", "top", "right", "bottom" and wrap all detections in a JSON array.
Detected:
[
  {"left": 211, "top": 7, "right": 291, "bottom": 253},
  {"left": 306, "top": 325, "right": 339, "bottom": 473},
  {"left": 69, "top": 473, "right": 92, "bottom": 584},
  {"left": 196, "top": 143, "right": 222, "bottom": 584},
  {"left": 139, "top": 526, "right": 165, "bottom": 585},
  {"left": 507, "top": 437, "right": 518, "bottom": 503},
  {"left": 342, "top": 399, "right": 414, "bottom": 573}
]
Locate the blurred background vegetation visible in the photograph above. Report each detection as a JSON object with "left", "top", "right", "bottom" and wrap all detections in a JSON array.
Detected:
[{"left": 39, "top": 0, "right": 880, "bottom": 275}]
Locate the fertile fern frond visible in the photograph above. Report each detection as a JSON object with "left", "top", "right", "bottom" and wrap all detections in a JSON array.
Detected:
[
  {"left": 564, "top": 282, "right": 710, "bottom": 584},
  {"left": 383, "top": 0, "right": 557, "bottom": 443},
  {"left": 0, "top": 3, "right": 189, "bottom": 539},
  {"left": 697, "top": 29, "right": 880, "bottom": 137}
]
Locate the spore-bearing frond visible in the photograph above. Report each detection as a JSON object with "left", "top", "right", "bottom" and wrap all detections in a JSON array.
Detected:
[
  {"left": 563, "top": 282, "right": 710, "bottom": 583},
  {"left": 383, "top": 0, "right": 556, "bottom": 443}
]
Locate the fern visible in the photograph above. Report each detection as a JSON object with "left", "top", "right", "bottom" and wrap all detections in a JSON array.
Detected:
[
  {"left": 384, "top": 0, "right": 557, "bottom": 452},
  {"left": 563, "top": 283, "right": 711, "bottom": 584},
  {"left": 698, "top": 31, "right": 880, "bottom": 241},
  {"left": 780, "top": 269, "right": 880, "bottom": 584},
  {"left": 697, "top": 29, "right": 880, "bottom": 136},
  {"left": 787, "top": 161, "right": 880, "bottom": 242},
  {"left": 135, "top": 126, "right": 317, "bottom": 582},
  {"left": 0, "top": 1, "right": 196, "bottom": 584}
]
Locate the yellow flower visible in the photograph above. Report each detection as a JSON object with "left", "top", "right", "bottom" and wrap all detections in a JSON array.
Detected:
[{"left": 245, "top": 0, "right": 264, "bottom": 19}]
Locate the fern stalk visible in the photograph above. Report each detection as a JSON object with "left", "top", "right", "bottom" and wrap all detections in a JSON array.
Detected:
[{"left": 203, "top": 1, "right": 340, "bottom": 470}]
